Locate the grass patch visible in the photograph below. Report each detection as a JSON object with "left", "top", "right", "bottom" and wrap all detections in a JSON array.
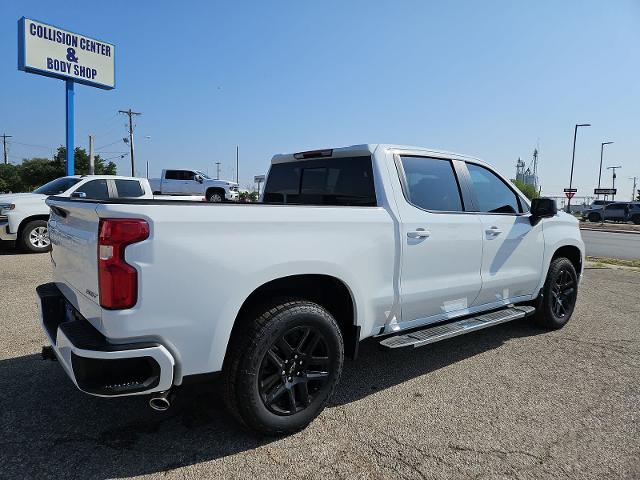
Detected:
[{"left": 586, "top": 256, "right": 640, "bottom": 268}]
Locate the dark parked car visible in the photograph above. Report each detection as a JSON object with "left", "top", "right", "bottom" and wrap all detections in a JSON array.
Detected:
[
  {"left": 583, "top": 202, "right": 629, "bottom": 223},
  {"left": 626, "top": 202, "right": 640, "bottom": 224}
]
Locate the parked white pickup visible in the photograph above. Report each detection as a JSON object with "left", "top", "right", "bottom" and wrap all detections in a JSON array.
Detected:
[
  {"left": 0, "top": 175, "right": 203, "bottom": 253},
  {"left": 149, "top": 169, "right": 239, "bottom": 202},
  {"left": 41, "top": 144, "right": 584, "bottom": 435}
]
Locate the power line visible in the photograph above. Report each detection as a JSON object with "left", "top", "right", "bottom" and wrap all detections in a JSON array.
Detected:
[
  {"left": 96, "top": 138, "right": 124, "bottom": 150},
  {"left": 119, "top": 109, "right": 142, "bottom": 176}
]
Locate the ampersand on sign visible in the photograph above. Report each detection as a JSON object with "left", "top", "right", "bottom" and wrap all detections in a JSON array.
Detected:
[{"left": 66, "top": 48, "right": 78, "bottom": 63}]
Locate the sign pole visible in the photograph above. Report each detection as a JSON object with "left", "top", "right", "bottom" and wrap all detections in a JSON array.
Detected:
[{"left": 65, "top": 80, "right": 75, "bottom": 176}]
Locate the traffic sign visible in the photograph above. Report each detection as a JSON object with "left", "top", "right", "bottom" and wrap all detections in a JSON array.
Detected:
[
  {"left": 563, "top": 188, "right": 578, "bottom": 193},
  {"left": 564, "top": 191, "right": 575, "bottom": 200},
  {"left": 594, "top": 188, "right": 616, "bottom": 195}
]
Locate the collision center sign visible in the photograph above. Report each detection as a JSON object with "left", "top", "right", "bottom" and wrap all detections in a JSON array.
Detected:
[{"left": 18, "top": 17, "right": 115, "bottom": 89}]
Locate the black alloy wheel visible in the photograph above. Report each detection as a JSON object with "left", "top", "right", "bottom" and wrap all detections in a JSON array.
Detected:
[
  {"left": 258, "top": 325, "right": 330, "bottom": 416},
  {"left": 533, "top": 257, "right": 579, "bottom": 329},
  {"left": 550, "top": 268, "right": 577, "bottom": 319},
  {"left": 222, "top": 299, "right": 344, "bottom": 435}
]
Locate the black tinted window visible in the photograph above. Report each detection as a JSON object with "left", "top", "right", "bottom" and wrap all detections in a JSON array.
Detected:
[
  {"left": 165, "top": 170, "right": 179, "bottom": 180},
  {"left": 114, "top": 179, "right": 144, "bottom": 198},
  {"left": 75, "top": 179, "right": 110, "bottom": 200},
  {"left": 399, "top": 156, "right": 463, "bottom": 211},
  {"left": 467, "top": 163, "right": 520, "bottom": 214},
  {"left": 263, "top": 156, "right": 376, "bottom": 206}
]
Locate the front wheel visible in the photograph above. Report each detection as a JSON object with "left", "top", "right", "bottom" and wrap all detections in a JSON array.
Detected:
[
  {"left": 19, "top": 220, "right": 51, "bottom": 253},
  {"left": 207, "top": 190, "right": 224, "bottom": 203},
  {"left": 588, "top": 212, "right": 601, "bottom": 223},
  {"left": 533, "top": 257, "right": 579, "bottom": 329},
  {"left": 222, "top": 300, "right": 344, "bottom": 435}
]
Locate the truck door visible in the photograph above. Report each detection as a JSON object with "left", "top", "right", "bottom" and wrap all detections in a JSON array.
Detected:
[
  {"left": 182, "top": 171, "right": 202, "bottom": 194},
  {"left": 464, "top": 162, "right": 544, "bottom": 307},
  {"left": 394, "top": 155, "right": 483, "bottom": 327},
  {"left": 163, "top": 170, "right": 183, "bottom": 194}
]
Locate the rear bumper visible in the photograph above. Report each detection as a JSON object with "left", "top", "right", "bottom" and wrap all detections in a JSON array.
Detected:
[
  {"left": 37, "top": 282, "right": 175, "bottom": 397},
  {"left": 0, "top": 220, "right": 17, "bottom": 241}
]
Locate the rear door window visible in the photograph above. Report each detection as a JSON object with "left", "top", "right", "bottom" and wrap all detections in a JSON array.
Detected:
[
  {"left": 114, "top": 179, "right": 144, "bottom": 198},
  {"left": 399, "top": 156, "right": 463, "bottom": 212},
  {"left": 263, "top": 156, "right": 376, "bottom": 206}
]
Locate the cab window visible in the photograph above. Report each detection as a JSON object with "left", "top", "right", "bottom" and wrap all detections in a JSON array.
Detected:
[
  {"left": 114, "top": 179, "right": 144, "bottom": 198},
  {"left": 75, "top": 179, "right": 110, "bottom": 200},
  {"left": 467, "top": 163, "right": 521, "bottom": 214},
  {"left": 399, "top": 156, "right": 463, "bottom": 212}
]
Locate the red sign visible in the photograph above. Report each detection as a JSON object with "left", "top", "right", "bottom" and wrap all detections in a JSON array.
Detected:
[{"left": 564, "top": 191, "right": 575, "bottom": 200}]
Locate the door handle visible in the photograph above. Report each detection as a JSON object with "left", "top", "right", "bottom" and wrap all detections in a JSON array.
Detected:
[
  {"left": 486, "top": 226, "right": 502, "bottom": 236},
  {"left": 407, "top": 228, "right": 431, "bottom": 239}
]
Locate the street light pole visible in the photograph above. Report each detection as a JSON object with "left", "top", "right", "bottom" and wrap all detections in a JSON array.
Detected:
[
  {"left": 567, "top": 123, "right": 591, "bottom": 212},
  {"left": 598, "top": 141, "right": 613, "bottom": 198}
]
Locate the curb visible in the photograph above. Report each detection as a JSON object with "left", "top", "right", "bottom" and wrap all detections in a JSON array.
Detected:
[{"left": 579, "top": 227, "right": 640, "bottom": 235}]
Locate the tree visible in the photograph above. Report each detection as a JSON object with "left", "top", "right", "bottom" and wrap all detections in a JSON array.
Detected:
[
  {"left": 53, "top": 147, "right": 116, "bottom": 176},
  {"left": 511, "top": 179, "right": 540, "bottom": 201},
  {"left": 636, "top": 190, "right": 640, "bottom": 201},
  {"left": 0, "top": 164, "right": 25, "bottom": 193},
  {"left": 0, "top": 146, "right": 118, "bottom": 193}
]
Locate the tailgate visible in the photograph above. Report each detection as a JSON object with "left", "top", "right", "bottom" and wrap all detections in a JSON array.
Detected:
[{"left": 47, "top": 198, "right": 101, "bottom": 309}]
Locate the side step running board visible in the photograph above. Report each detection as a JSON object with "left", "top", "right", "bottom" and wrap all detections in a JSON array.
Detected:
[{"left": 379, "top": 306, "right": 536, "bottom": 349}]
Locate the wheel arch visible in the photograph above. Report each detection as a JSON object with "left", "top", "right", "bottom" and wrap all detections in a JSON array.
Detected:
[
  {"left": 205, "top": 187, "right": 225, "bottom": 198},
  {"left": 225, "top": 274, "right": 360, "bottom": 362},
  {"left": 552, "top": 245, "right": 582, "bottom": 275},
  {"left": 18, "top": 214, "right": 50, "bottom": 237}
]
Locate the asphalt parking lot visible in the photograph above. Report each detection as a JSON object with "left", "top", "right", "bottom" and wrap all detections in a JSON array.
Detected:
[{"left": 1, "top": 244, "right": 638, "bottom": 479}]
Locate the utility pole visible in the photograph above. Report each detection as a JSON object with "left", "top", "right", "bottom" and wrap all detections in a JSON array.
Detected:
[
  {"left": 607, "top": 166, "right": 622, "bottom": 200},
  {"left": 236, "top": 146, "right": 239, "bottom": 184},
  {"left": 215, "top": 162, "right": 221, "bottom": 180},
  {"left": 88, "top": 135, "right": 95, "bottom": 175},
  {"left": 119, "top": 109, "right": 142, "bottom": 176},
  {"left": 630, "top": 176, "right": 638, "bottom": 201},
  {"left": 1, "top": 133, "right": 12, "bottom": 164}
]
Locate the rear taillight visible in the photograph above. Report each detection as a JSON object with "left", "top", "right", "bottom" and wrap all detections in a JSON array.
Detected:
[{"left": 98, "top": 218, "right": 149, "bottom": 309}]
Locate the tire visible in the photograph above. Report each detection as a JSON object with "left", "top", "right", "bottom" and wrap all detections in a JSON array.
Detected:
[
  {"left": 207, "top": 190, "right": 224, "bottom": 203},
  {"left": 222, "top": 299, "right": 344, "bottom": 436},
  {"left": 533, "top": 257, "right": 579, "bottom": 330},
  {"left": 588, "top": 212, "right": 601, "bottom": 223},
  {"left": 632, "top": 215, "right": 640, "bottom": 225},
  {"left": 19, "top": 220, "right": 51, "bottom": 253}
]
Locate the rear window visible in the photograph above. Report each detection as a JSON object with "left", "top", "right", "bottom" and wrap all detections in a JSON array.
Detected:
[
  {"left": 114, "top": 179, "right": 144, "bottom": 198},
  {"left": 263, "top": 156, "right": 376, "bottom": 206}
]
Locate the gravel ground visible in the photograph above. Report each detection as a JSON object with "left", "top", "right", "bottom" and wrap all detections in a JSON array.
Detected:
[{"left": 0, "top": 244, "right": 638, "bottom": 479}]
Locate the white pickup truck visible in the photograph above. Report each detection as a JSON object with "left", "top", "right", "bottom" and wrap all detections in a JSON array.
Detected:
[
  {"left": 149, "top": 169, "right": 239, "bottom": 202},
  {"left": 0, "top": 175, "right": 158, "bottom": 253},
  {"left": 39, "top": 144, "right": 584, "bottom": 435}
]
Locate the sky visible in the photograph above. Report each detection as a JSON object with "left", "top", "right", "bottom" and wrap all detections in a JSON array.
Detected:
[{"left": 1, "top": 0, "right": 639, "bottom": 199}]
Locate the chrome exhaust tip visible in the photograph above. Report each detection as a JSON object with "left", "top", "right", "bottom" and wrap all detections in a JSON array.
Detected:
[{"left": 149, "top": 391, "right": 172, "bottom": 411}]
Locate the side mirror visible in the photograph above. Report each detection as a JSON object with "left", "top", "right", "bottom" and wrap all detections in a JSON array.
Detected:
[
  {"left": 530, "top": 197, "right": 557, "bottom": 225},
  {"left": 194, "top": 175, "right": 203, "bottom": 183},
  {"left": 71, "top": 191, "right": 87, "bottom": 199}
]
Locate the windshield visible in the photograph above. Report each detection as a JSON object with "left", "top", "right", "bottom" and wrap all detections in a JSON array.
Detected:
[
  {"left": 195, "top": 171, "right": 211, "bottom": 179},
  {"left": 33, "top": 177, "right": 82, "bottom": 195}
]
